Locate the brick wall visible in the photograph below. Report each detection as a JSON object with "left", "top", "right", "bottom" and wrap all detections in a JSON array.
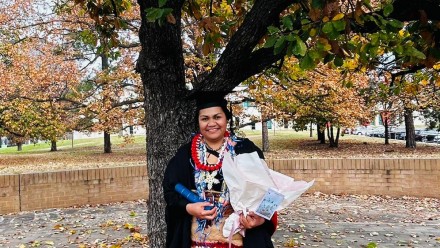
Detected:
[
  {"left": 0, "top": 174, "right": 20, "bottom": 213},
  {"left": 0, "top": 166, "right": 148, "bottom": 214},
  {"left": 267, "top": 158, "right": 440, "bottom": 198},
  {"left": 0, "top": 159, "right": 439, "bottom": 214}
]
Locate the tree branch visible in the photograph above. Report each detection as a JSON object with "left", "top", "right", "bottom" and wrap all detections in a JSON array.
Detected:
[{"left": 197, "top": 0, "right": 296, "bottom": 92}]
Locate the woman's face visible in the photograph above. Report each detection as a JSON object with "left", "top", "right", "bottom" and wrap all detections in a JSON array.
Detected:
[{"left": 198, "top": 106, "right": 228, "bottom": 142}]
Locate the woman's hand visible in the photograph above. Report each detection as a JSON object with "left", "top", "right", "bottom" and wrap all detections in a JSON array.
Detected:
[
  {"left": 239, "top": 211, "right": 265, "bottom": 229},
  {"left": 186, "top": 202, "right": 217, "bottom": 220}
]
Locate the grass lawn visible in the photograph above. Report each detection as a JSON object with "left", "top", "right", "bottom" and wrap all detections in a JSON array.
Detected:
[{"left": 1, "top": 130, "right": 439, "bottom": 175}]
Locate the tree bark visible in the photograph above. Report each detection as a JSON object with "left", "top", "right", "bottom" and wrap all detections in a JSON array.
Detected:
[
  {"left": 317, "top": 123, "right": 325, "bottom": 144},
  {"left": 104, "top": 131, "right": 111, "bottom": 153},
  {"left": 50, "top": 140, "right": 57, "bottom": 151},
  {"left": 404, "top": 108, "right": 416, "bottom": 148},
  {"left": 262, "top": 119, "right": 269, "bottom": 152},
  {"left": 326, "top": 124, "right": 338, "bottom": 148},
  {"left": 335, "top": 127, "right": 340, "bottom": 147},
  {"left": 17, "top": 142, "right": 22, "bottom": 151},
  {"left": 137, "top": 1, "right": 191, "bottom": 246},
  {"left": 102, "top": 54, "right": 112, "bottom": 154},
  {"left": 384, "top": 118, "right": 390, "bottom": 145}
]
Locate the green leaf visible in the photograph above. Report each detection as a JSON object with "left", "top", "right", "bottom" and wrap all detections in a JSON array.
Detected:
[
  {"left": 299, "top": 53, "right": 315, "bottom": 70},
  {"left": 363, "top": 0, "right": 372, "bottom": 9},
  {"left": 158, "top": 0, "right": 167, "bottom": 8},
  {"left": 146, "top": 7, "right": 164, "bottom": 22},
  {"left": 264, "top": 36, "right": 278, "bottom": 48},
  {"left": 327, "top": 31, "right": 340, "bottom": 40},
  {"left": 383, "top": 4, "right": 393, "bottom": 17},
  {"left": 407, "top": 22, "right": 420, "bottom": 33},
  {"left": 312, "top": 0, "right": 325, "bottom": 9},
  {"left": 387, "top": 19, "right": 404, "bottom": 29},
  {"left": 370, "top": 34, "right": 379, "bottom": 46},
  {"left": 322, "top": 22, "right": 334, "bottom": 34},
  {"left": 145, "top": 7, "right": 173, "bottom": 23},
  {"left": 409, "top": 47, "right": 426, "bottom": 60},
  {"left": 274, "top": 36, "right": 286, "bottom": 48},
  {"left": 308, "top": 49, "right": 320, "bottom": 60},
  {"left": 286, "top": 42, "right": 294, "bottom": 56},
  {"left": 366, "top": 242, "right": 378, "bottom": 248},
  {"left": 394, "top": 45, "right": 403, "bottom": 55},
  {"left": 368, "top": 46, "right": 379, "bottom": 57},
  {"left": 292, "top": 38, "right": 307, "bottom": 56},
  {"left": 324, "top": 54, "right": 335, "bottom": 64},
  {"left": 334, "top": 56, "right": 343, "bottom": 66},
  {"left": 332, "top": 20, "right": 346, "bottom": 32},
  {"left": 162, "top": 8, "right": 173, "bottom": 16},
  {"left": 267, "top": 26, "right": 280, "bottom": 35},
  {"left": 282, "top": 16, "right": 293, "bottom": 30},
  {"left": 273, "top": 36, "right": 286, "bottom": 54},
  {"left": 285, "top": 34, "right": 295, "bottom": 42}
]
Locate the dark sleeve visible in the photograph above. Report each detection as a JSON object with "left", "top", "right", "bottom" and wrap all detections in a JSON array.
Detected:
[
  {"left": 235, "top": 138, "right": 265, "bottom": 159},
  {"left": 162, "top": 143, "right": 194, "bottom": 248},
  {"left": 163, "top": 142, "right": 196, "bottom": 213}
]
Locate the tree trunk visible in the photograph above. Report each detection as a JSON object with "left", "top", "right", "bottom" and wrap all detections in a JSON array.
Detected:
[
  {"left": 309, "top": 121, "right": 313, "bottom": 137},
  {"left": 50, "top": 140, "right": 57, "bottom": 151},
  {"left": 104, "top": 131, "right": 112, "bottom": 153},
  {"left": 262, "top": 119, "right": 269, "bottom": 152},
  {"left": 17, "top": 142, "right": 22, "bottom": 151},
  {"left": 384, "top": 118, "right": 390, "bottom": 145},
  {"left": 327, "top": 124, "right": 338, "bottom": 147},
  {"left": 335, "top": 127, "right": 340, "bottom": 147},
  {"left": 137, "top": 2, "right": 190, "bottom": 246},
  {"left": 283, "top": 119, "right": 288, "bottom": 128},
  {"left": 317, "top": 123, "right": 325, "bottom": 144},
  {"left": 404, "top": 108, "right": 416, "bottom": 148},
  {"left": 102, "top": 54, "right": 112, "bottom": 154}
]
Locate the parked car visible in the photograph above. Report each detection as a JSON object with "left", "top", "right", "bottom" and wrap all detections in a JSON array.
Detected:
[
  {"left": 353, "top": 126, "right": 372, "bottom": 135},
  {"left": 398, "top": 129, "right": 424, "bottom": 141},
  {"left": 389, "top": 128, "right": 406, "bottom": 139},
  {"left": 366, "top": 127, "right": 385, "bottom": 137},
  {"left": 433, "top": 135, "right": 440, "bottom": 144},
  {"left": 419, "top": 130, "right": 440, "bottom": 143}
]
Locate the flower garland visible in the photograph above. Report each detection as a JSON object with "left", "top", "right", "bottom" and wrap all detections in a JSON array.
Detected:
[
  {"left": 190, "top": 132, "right": 239, "bottom": 242},
  {"left": 191, "top": 132, "right": 229, "bottom": 171}
]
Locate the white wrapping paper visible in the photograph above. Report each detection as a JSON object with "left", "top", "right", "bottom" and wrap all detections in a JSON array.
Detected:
[{"left": 221, "top": 151, "right": 314, "bottom": 237}]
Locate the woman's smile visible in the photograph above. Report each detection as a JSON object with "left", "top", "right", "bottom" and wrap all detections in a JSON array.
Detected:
[{"left": 198, "top": 107, "right": 228, "bottom": 144}]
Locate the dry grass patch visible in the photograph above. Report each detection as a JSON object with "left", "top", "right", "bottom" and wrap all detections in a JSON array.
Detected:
[{"left": 1, "top": 131, "right": 439, "bottom": 174}]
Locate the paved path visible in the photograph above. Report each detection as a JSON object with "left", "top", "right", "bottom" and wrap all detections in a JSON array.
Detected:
[{"left": 1, "top": 194, "right": 439, "bottom": 248}]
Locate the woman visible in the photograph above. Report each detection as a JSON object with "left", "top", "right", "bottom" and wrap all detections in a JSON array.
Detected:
[{"left": 163, "top": 92, "right": 276, "bottom": 248}]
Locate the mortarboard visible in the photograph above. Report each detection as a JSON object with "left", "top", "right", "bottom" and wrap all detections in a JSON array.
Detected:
[{"left": 192, "top": 91, "right": 232, "bottom": 120}]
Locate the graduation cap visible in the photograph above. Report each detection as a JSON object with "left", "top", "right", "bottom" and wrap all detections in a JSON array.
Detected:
[{"left": 192, "top": 91, "right": 232, "bottom": 120}]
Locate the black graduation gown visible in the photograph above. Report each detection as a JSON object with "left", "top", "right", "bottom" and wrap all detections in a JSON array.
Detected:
[{"left": 162, "top": 138, "right": 275, "bottom": 248}]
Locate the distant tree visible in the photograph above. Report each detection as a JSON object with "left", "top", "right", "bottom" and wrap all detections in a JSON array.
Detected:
[
  {"left": 0, "top": 38, "right": 80, "bottom": 151},
  {"left": 249, "top": 59, "right": 372, "bottom": 147}
]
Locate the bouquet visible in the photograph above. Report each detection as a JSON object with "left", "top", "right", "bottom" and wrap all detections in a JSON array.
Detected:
[{"left": 221, "top": 152, "right": 314, "bottom": 237}]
